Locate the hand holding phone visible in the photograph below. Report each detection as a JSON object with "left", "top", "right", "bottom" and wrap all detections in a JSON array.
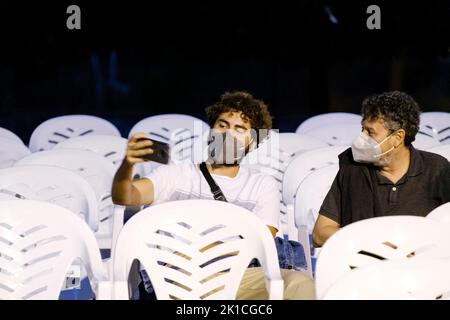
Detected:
[{"left": 126, "top": 133, "right": 170, "bottom": 165}]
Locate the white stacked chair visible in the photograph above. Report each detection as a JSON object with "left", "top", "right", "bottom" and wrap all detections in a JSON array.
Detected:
[
  {"left": 427, "top": 202, "right": 450, "bottom": 224},
  {"left": 128, "top": 114, "right": 210, "bottom": 174},
  {"left": 29, "top": 115, "right": 121, "bottom": 152},
  {"left": 241, "top": 131, "right": 328, "bottom": 236},
  {"left": 282, "top": 145, "right": 348, "bottom": 241},
  {"left": 302, "top": 123, "right": 361, "bottom": 146},
  {"left": 412, "top": 133, "right": 441, "bottom": 150},
  {"left": 53, "top": 135, "right": 145, "bottom": 178},
  {"left": 428, "top": 144, "right": 450, "bottom": 161},
  {"left": 14, "top": 149, "right": 124, "bottom": 251},
  {"left": 0, "top": 166, "right": 99, "bottom": 229},
  {"left": 0, "top": 137, "right": 31, "bottom": 169},
  {"left": 0, "top": 127, "right": 24, "bottom": 145},
  {"left": 419, "top": 112, "right": 450, "bottom": 144},
  {"left": 296, "top": 112, "right": 362, "bottom": 134},
  {"left": 0, "top": 200, "right": 109, "bottom": 300},
  {"left": 112, "top": 199, "right": 283, "bottom": 300},
  {"left": 315, "top": 216, "right": 450, "bottom": 299},
  {"left": 322, "top": 258, "right": 450, "bottom": 300},
  {"left": 293, "top": 164, "right": 339, "bottom": 277}
]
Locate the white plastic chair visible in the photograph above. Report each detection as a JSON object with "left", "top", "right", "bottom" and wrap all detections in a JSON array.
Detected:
[
  {"left": 54, "top": 135, "right": 127, "bottom": 167},
  {"left": 293, "top": 164, "right": 339, "bottom": 277},
  {"left": 0, "top": 137, "right": 31, "bottom": 169},
  {"left": 419, "top": 112, "right": 450, "bottom": 144},
  {"left": 53, "top": 135, "right": 146, "bottom": 178},
  {"left": 428, "top": 144, "right": 450, "bottom": 161},
  {"left": 0, "top": 127, "right": 24, "bottom": 145},
  {"left": 322, "top": 258, "right": 450, "bottom": 300},
  {"left": 412, "top": 133, "right": 441, "bottom": 150},
  {"left": 427, "top": 202, "right": 450, "bottom": 224},
  {"left": 112, "top": 199, "right": 283, "bottom": 300},
  {"left": 282, "top": 146, "right": 348, "bottom": 240},
  {"left": 303, "top": 123, "right": 361, "bottom": 146},
  {"left": 0, "top": 200, "right": 109, "bottom": 300},
  {"left": 241, "top": 132, "right": 328, "bottom": 236},
  {"left": 315, "top": 215, "right": 450, "bottom": 299},
  {"left": 0, "top": 166, "right": 99, "bottom": 231},
  {"left": 14, "top": 149, "right": 124, "bottom": 250},
  {"left": 29, "top": 115, "right": 121, "bottom": 152},
  {"left": 128, "top": 114, "right": 210, "bottom": 174},
  {"left": 296, "top": 113, "right": 362, "bottom": 134}
]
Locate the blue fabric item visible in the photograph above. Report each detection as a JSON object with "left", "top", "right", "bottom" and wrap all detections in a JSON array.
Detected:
[{"left": 274, "top": 236, "right": 307, "bottom": 270}]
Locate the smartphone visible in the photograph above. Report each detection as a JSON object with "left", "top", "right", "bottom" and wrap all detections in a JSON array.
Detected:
[{"left": 136, "top": 137, "right": 170, "bottom": 164}]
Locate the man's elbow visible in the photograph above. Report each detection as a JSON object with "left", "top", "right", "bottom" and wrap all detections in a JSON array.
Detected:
[
  {"left": 312, "top": 229, "right": 324, "bottom": 248},
  {"left": 111, "top": 193, "right": 128, "bottom": 206}
]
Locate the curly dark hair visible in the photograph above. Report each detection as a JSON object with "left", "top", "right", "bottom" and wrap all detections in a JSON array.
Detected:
[
  {"left": 205, "top": 91, "right": 273, "bottom": 143},
  {"left": 361, "top": 91, "right": 421, "bottom": 146}
]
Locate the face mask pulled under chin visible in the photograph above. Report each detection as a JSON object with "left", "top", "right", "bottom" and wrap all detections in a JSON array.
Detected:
[
  {"left": 351, "top": 132, "right": 394, "bottom": 165},
  {"left": 207, "top": 132, "right": 250, "bottom": 165}
]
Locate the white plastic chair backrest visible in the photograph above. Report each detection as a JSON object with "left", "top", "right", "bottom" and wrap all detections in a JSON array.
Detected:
[
  {"left": 128, "top": 114, "right": 210, "bottom": 172},
  {"left": 296, "top": 113, "right": 362, "bottom": 134},
  {"left": 419, "top": 112, "right": 450, "bottom": 144},
  {"left": 242, "top": 131, "right": 328, "bottom": 186},
  {"left": 322, "top": 258, "right": 450, "bottom": 300},
  {"left": 428, "top": 144, "right": 450, "bottom": 161},
  {"left": 0, "top": 200, "right": 106, "bottom": 300},
  {"left": 0, "top": 137, "right": 31, "bottom": 169},
  {"left": 53, "top": 134, "right": 146, "bottom": 179},
  {"left": 427, "top": 202, "right": 450, "bottom": 224},
  {"left": 282, "top": 145, "right": 347, "bottom": 205},
  {"left": 412, "top": 133, "right": 441, "bottom": 150},
  {"left": 0, "top": 166, "right": 99, "bottom": 231},
  {"left": 14, "top": 149, "right": 116, "bottom": 222},
  {"left": 29, "top": 115, "right": 121, "bottom": 152},
  {"left": 294, "top": 164, "right": 339, "bottom": 231},
  {"left": 315, "top": 216, "right": 450, "bottom": 299},
  {"left": 113, "top": 199, "right": 283, "bottom": 300},
  {"left": 303, "top": 123, "right": 361, "bottom": 146},
  {"left": 0, "top": 127, "right": 24, "bottom": 145},
  {"left": 54, "top": 135, "right": 127, "bottom": 167}
]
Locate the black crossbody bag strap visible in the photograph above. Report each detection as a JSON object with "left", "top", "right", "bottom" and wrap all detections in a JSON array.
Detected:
[{"left": 199, "top": 162, "right": 228, "bottom": 202}]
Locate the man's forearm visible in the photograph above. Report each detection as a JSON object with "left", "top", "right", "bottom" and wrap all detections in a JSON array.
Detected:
[
  {"left": 111, "top": 160, "right": 135, "bottom": 205},
  {"left": 312, "top": 225, "right": 339, "bottom": 248}
]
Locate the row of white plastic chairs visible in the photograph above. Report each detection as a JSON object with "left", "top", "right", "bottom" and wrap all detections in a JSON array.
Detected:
[
  {"left": 1, "top": 198, "right": 449, "bottom": 300},
  {"left": 1, "top": 112, "right": 450, "bottom": 275},
  {"left": 0, "top": 199, "right": 282, "bottom": 300},
  {"left": 1, "top": 111, "right": 449, "bottom": 151},
  {"left": 1, "top": 138, "right": 449, "bottom": 283}
]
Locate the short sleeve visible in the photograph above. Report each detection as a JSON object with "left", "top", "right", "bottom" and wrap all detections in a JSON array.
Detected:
[
  {"left": 253, "top": 175, "right": 281, "bottom": 230},
  {"left": 143, "top": 164, "right": 178, "bottom": 203},
  {"left": 439, "top": 161, "right": 450, "bottom": 204},
  {"left": 319, "top": 170, "right": 342, "bottom": 224}
]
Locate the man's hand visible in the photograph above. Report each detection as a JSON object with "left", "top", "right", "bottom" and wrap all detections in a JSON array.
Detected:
[{"left": 125, "top": 133, "right": 155, "bottom": 165}]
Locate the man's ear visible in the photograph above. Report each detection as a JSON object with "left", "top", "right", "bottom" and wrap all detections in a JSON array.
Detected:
[{"left": 394, "top": 129, "right": 406, "bottom": 147}]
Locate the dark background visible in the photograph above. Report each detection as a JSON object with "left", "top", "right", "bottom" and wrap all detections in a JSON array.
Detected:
[{"left": 0, "top": 1, "right": 449, "bottom": 143}]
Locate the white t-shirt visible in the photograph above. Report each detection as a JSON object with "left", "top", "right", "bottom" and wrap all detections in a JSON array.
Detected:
[{"left": 143, "top": 163, "right": 280, "bottom": 230}]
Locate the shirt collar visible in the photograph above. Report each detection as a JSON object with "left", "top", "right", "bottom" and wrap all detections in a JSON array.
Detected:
[
  {"left": 376, "top": 146, "right": 423, "bottom": 184},
  {"left": 407, "top": 146, "right": 423, "bottom": 177}
]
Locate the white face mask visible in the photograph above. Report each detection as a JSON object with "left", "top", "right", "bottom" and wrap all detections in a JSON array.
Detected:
[
  {"left": 351, "top": 132, "right": 395, "bottom": 164},
  {"left": 207, "top": 131, "right": 254, "bottom": 165}
]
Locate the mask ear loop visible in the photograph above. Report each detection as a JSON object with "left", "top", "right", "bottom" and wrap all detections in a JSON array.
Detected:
[{"left": 372, "top": 131, "right": 396, "bottom": 159}]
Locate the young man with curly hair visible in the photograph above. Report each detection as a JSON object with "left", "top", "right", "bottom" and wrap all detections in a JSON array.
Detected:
[
  {"left": 112, "top": 91, "right": 315, "bottom": 299},
  {"left": 313, "top": 91, "right": 450, "bottom": 247}
]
